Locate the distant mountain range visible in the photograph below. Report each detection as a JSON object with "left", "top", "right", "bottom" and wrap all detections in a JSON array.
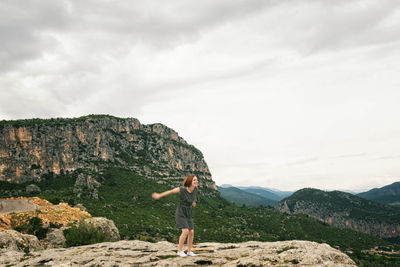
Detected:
[
  {"left": 357, "top": 181, "right": 400, "bottom": 206},
  {"left": 217, "top": 186, "right": 278, "bottom": 207},
  {"left": 217, "top": 184, "right": 293, "bottom": 207}
]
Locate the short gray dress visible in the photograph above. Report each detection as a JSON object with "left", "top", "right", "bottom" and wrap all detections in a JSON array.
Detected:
[{"left": 175, "top": 186, "right": 198, "bottom": 230}]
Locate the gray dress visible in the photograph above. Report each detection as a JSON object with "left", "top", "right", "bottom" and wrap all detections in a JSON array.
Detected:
[{"left": 175, "top": 186, "right": 198, "bottom": 230}]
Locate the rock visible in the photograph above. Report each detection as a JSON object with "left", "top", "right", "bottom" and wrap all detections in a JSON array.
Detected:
[
  {"left": 0, "top": 230, "right": 43, "bottom": 251},
  {"left": 74, "top": 203, "right": 88, "bottom": 212},
  {"left": 26, "top": 184, "right": 41, "bottom": 193},
  {"left": 82, "top": 217, "right": 120, "bottom": 241},
  {"left": 73, "top": 173, "right": 101, "bottom": 199},
  {"left": 42, "top": 228, "right": 66, "bottom": 249},
  {"left": 0, "top": 239, "right": 356, "bottom": 266},
  {"left": 0, "top": 198, "right": 39, "bottom": 214}
]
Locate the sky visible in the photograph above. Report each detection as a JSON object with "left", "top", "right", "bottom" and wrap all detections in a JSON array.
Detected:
[{"left": 1, "top": 0, "right": 400, "bottom": 192}]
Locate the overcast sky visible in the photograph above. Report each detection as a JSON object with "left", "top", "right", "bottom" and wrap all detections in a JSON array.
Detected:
[{"left": 1, "top": 0, "right": 400, "bottom": 192}]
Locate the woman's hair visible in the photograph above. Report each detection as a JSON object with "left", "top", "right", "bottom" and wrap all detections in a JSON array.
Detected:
[{"left": 183, "top": 174, "right": 196, "bottom": 187}]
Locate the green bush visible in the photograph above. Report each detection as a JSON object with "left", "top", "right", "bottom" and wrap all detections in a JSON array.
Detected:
[
  {"left": 13, "top": 217, "right": 48, "bottom": 240},
  {"left": 63, "top": 222, "right": 106, "bottom": 247}
]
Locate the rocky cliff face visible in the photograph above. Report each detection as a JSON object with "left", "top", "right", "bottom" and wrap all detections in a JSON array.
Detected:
[
  {"left": 277, "top": 196, "right": 400, "bottom": 239},
  {"left": 0, "top": 239, "right": 356, "bottom": 266},
  {"left": 0, "top": 115, "right": 216, "bottom": 189}
]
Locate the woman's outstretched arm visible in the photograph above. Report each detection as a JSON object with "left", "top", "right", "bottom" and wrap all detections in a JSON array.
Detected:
[{"left": 152, "top": 187, "right": 179, "bottom": 200}]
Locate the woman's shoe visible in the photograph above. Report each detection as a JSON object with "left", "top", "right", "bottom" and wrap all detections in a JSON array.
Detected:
[
  {"left": 177, "top": 251, "right": 187, "bottom": 257},
  {"left": 187, "top": 251, "right": 197, "bottom": 256}
]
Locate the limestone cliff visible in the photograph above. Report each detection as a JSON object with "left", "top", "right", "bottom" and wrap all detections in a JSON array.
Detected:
[
  {"left": 276, "top": 188, "right": 400, "bottom": 239},
  {"left": 0, "top": 115, "right": 216, "bottom": 189}
]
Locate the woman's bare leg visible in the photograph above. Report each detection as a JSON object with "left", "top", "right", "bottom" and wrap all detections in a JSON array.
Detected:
[
  {"left": 187, "top": 229, "right": 194, "bottom": 252},
  {"left": 178, "top": 228, "right": 189, "bottom": 252}
]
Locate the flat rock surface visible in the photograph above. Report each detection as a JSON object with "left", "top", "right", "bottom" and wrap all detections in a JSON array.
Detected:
[
  {"left": 0, "top": 199, "right": 38, "bottom": 214},
  {"left": 0, "top": 239, "right": 356, "bottom": 266}
]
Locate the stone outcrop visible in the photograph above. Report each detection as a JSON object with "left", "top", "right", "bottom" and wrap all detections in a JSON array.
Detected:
[
  {"left": 41, "top": 228, "right": 66, "bottom": 249},
  {"left": 73, "top": 173, "right": 101, "bottom": 199},
  {"left": 0, "top": 239, "right": 356, "bottom": 266},
  {"left": 0, "top": 115, "right": 216, "bottom": 190},
  {"left": 25, "top": 184, "right": 41, "bottom": 193},
  {"left": 81, "top": 217, "right": 120, "bottom": 242},
  {"left": 0, "top": 230, "right": 43, "bottom": 251}
]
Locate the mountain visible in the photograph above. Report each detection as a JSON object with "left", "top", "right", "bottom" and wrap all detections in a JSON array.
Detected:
[
  {"left": 358, "top": 181, "right": 400, "bottom": 205},
  {"left": 276, "top": 188, "right": 400, "bottom": 241},
  {"left": 237, "top": 186, "right": 292, "bottom": 201},
  {"left": 217, "top": 186, "right": 278, "bottom": 207},
  {"left": 0, "top": 115, "right": 216, "bottom": 190}
]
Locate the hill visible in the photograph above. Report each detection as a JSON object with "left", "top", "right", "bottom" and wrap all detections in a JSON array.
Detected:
[
  {"left": 218, "top": 186, "right": 278, "bottom": 207},
  {"left": 238, "top": 186, "right": 292, "bottom": 201},
  {"left": 358, "top": 181, "right": 400, "bottom": 204},
  {"left": 276, "top": 188, "right": 400, "bottom": 242}
]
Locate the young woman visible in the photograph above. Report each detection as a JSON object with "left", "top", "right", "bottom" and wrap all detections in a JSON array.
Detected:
[{"left": 152, "top": 175, "right": 199, "bottom": 257}]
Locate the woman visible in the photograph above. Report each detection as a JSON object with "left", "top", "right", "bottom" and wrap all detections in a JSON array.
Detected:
[{"left": 152, "top": 175, "right": 199, "bottom": 257}]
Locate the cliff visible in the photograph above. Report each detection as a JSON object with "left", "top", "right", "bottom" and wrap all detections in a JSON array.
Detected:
[
  {"left": 0, "top": 115, "right": 216, "bottom": 190},
  {"left": 276, "top": 188, "right": 400, "bottom": 239},
  {"left": 0, "top": 239, "right": 356, "bottom": 266}
]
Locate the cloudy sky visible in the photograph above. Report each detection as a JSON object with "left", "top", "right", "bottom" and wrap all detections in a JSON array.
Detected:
[{"left": 1, "top": 0, "right": 400, "bottom": 192}]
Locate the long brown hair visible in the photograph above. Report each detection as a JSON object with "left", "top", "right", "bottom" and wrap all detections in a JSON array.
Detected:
[{"left": 183, "top": 175, "right": 196, "bottom": 187}]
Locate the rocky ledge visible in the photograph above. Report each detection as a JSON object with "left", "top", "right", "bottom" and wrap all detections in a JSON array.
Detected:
[{"left": 0, "top": 239, "right": 356, "bottom": 266}]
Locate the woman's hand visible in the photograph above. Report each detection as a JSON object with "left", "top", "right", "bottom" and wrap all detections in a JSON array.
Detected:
[
  {"left": 192, "top": 201, "right": 196, "bottom": 208},
  {"left": 152, "top": 193, "right": 161, "bottom": 200}
]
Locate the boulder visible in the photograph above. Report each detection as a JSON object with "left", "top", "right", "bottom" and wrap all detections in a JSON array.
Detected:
[
  {"left": 26, "top": 184, "right": 41, "bottom": 194},
  {"left": 0, "top": 230, "right": 42, "bottom": 251},
  {"left": 73, "top": 173, "right": 101, "bottom": 199},
  {"left": 82, "top": 217, "right": 120, "bottom": 241},
  {"left": 42, "top": 228, "right": 66, "bottom": 248},
  {"left": 74, "top": 203, "right": 88, "bottom": 212}
]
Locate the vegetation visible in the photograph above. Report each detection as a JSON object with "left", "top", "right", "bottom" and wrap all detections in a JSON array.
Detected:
[
  {"left": 0, "top": 114, "right": 125, "bottom": 129},
  {"left": 282, "top": 188, "right": 400, "bottom": 224},
  {"left": 11, "top": 216, "right": 48, "bottom": 240},
  {"left": 63, "top": 222, "right": 106, "bottom": 247},
  {"left": 358, "top": 182, "right": 400, "bottom": 205},
  {"left": 2, "top": 167, "right": 400, "bottom": 265}
]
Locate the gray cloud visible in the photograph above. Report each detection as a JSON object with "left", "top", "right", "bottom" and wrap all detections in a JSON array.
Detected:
[
  {"left": 0, "top": 0, "right": 70, "bottom": 72},
  {"left": 272, "top": 0, "right": 400, "bottom": 54},
  {"left": 67, "top": 0, "right": 276, "bottom": 47}
]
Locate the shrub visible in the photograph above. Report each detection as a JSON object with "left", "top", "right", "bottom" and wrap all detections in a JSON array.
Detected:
[
  {"left": 13, "top": 216, "right": 48, "bottom": 240},
  {"left": 63, "top": 222, "right": 106, "bottom": 247}
]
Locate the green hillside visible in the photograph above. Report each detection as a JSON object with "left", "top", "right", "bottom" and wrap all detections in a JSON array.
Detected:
[
  {"left": 281, "top": 188, "right": 400, "bottom": 224},
  {"left": 358, "top": 182, "right": 400, "bottom": 204},
  {"left": 238, "top": 187, "right": 291, "bottom": 201},
  {"left": 218, "top": 186, "right": 278, "bottom": 207}
]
